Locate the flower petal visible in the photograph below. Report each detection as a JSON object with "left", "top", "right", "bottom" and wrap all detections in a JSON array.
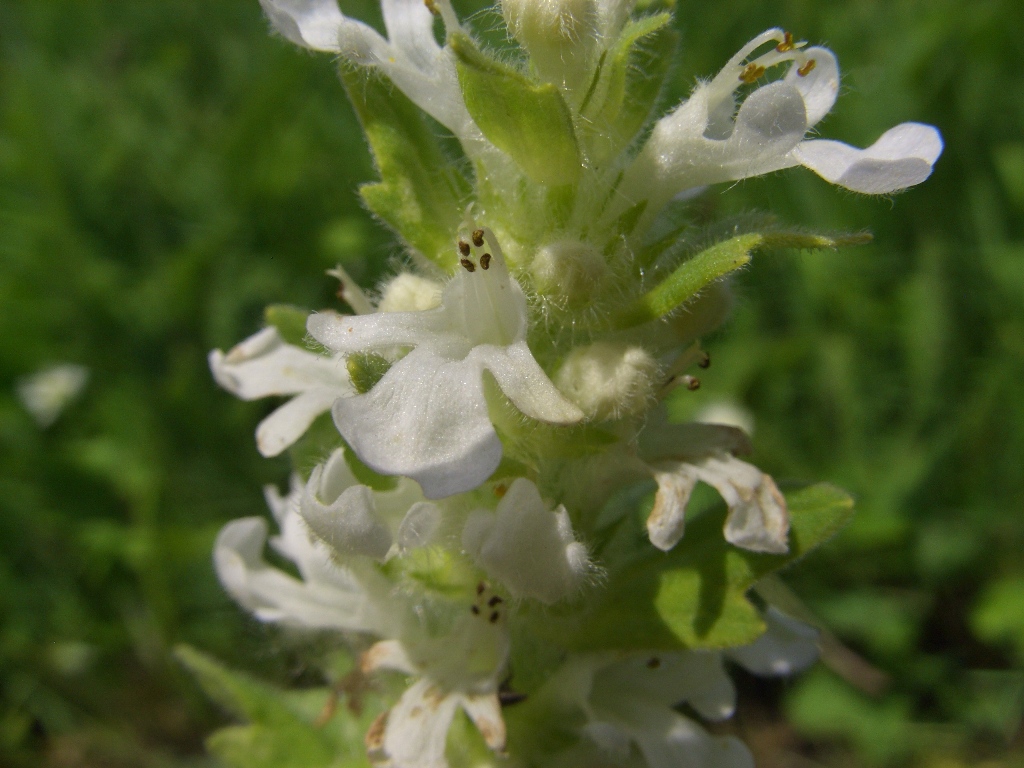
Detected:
[
  {"left": 794, "top": 122, "right": 943, "bottom": 194},
  {"left": 727, "top": 607, "right": 819, "bottom": 676},
  {"left": 646, "top": 464, "right": 699, "bottom": 551},
  {"left": 381, "top": 0, "right": 441, "bottom": 72},
  {"left": 473, "top": 341, "right": 584, "bottom": 424},
  {"left": 259, "top": 0, "right": 343, "bottom": 51},
  {"left": 784, "top": 46, "right": 839, "bottom": 127},
  {"left": 210, "top": 327, "right": 347, "bottom": 399},
  {"left": 332, "top": 348, "right": 502, "bottom": 499},
  {"left": 300, "top": 472, "right": 394, "bottom": 562},
  {"left": 459, "top": 693, "right": 506, "bottom": 752},
  {"left": 628, "top": 705, "right": 754, "bottom": 768},
  {"left": 463, "top": 478, "right": 592, "bottom": 603},
  {"left": 214, "top": 517, "right": 375, "bottom": 631},
  {"left": 255, "top": 386, "right": 340, "bottom": 457},
  {"left": 383, "top": 678, "right": 462, "bottom": 768},
  {"left": 307, "top": 308, "right": 447, "bottom": 354}
]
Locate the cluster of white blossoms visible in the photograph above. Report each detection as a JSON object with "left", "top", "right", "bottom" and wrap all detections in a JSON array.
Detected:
[{"left": 206, "top": 0, "right": 941, "bottom": 765}]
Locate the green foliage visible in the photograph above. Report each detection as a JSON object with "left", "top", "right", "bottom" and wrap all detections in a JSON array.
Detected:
[
  {"left": 264, "top": 305, "right": 311, "bottom": 347},
  {"left": 451, "top": 33, "right": 581, "bottom": 186},
  {"left": 340, "top": 66, "right": 469, "bottom": 266},
  {"left": 176, "top": 644, "right": 377, "bottom": 768},
  {"left": 554, "top": 484, "right": 853, "bottom": 651}
]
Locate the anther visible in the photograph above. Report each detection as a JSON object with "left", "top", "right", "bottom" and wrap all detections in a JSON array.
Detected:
[
  {"left": 494, "top": 483, "right": 508, "bottom": 498},
  {"left": 684, "top": 375, "right": 701, "bottom": 391},
  {"left": 472, "top": 229, "right": 485, "bottom": 247},
  {"left": 480, "top": 252, "right": 491, "bottom": 270},
  {"left": 797, "top": 59, "right": 817, "bottom": 77},
  {"left": 423, "top": 0, "right": 440, "bottom": 15},
  {"left": 458, "top": 240, "right": 471, "bottom": 257},
  {"left": 489, "top": 611, "right": 500, "bottom": 623},
  {"left": 739, "top": 63, "right": 766, "bottom": 84},
  {"left": 471, "top": 605, "right": 480, "bottom": 615},
  {"left": 499, "top": 690, "right": 528, "bottom": 706},
  {"left": 698, "top": 352, "right": 711, "bottom": 369},
  {"left": 460, "top": 258, "right": 476, "bottom": 272},
  {"left": 477, "top": 582, "right": 486, "bottom": 595},
  {"left": 776, "top": 31, "right": 795, "bottom": 53},
  {"left": 646, "top": 657, "right": 661, "bottom": 670},
  {"left": 488, "top": 596, "right": 503, "bottom": 607}
]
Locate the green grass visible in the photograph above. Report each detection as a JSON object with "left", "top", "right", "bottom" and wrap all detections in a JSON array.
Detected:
[{"left": 0, "top": 0, "right": 1021, "bottom": 765}]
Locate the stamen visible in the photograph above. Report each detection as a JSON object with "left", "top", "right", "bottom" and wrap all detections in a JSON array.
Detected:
[
  {"left": 494, "top": 483, "right": 508, "bottom": 498},
  {"left": 471, "top": 605, "right": 480, "bottom": 615},
  {"left": 698, "top": 352, "right": 711, "bottom": 369},
  {"left": 684, "top": 375, "right": 701, "bottom": 391},
  {"left": 797, "top": 59, "right": 817, "bottom": 77},
  {"left": 776, "top": 31, "right": 795, "bottom": 52},
  {"left": 423, "top": 0, "right": 440, "bottom": 15},
  {"left": 739, "top": 63, "right": 766, "bottom": 84},
  {"left": 488, "top": 595, "right": 503, "bottom": 607},
  {"left": 489, "top": 610, "right": 500, "bottom": 623},
  {"left": 477, "top": 582, "right": 486, "bottom": 595},
  {"left": 460, "top": 258, "right": 476, "bottom": 272},
  {"left": 458, "top": 240, "right": 471, "bottom": 257},
  {"left": 646, "top": 657, "right": 661, "bottom": 669},
  {"left": 480, "top": 252, "right": 491, "bottom": 270},
  {"left": 499, "top": 690, "right": 528, "bottom": 706},
  {"left": 472, "top": 229, "right": 485, "bottom": 247}
]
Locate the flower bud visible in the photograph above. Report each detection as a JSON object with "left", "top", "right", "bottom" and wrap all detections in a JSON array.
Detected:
[
  {"left": 376, "top": 273, "right": 443, "bottom": 313},
  {"left": 530, "top": 240, "right": 609, "bottom": 304},
  {"left": 555, "top": 342, "right": 658, "bottom": 421},
  {"left": 501, "top": 0, "right": 601, "bottom": 94}
]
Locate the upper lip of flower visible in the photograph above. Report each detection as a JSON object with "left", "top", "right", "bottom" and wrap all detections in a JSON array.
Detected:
[{"left": 307, "top": 228, "right": 582, "bottom": 499}]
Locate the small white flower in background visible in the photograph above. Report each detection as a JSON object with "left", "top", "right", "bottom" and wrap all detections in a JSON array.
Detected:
[
  {"left": 307, "top": 228, "right": 582, "bottom": 499},
  {"left": 618, "top": 28, "right": 943, "bottom": 221},
  {"left": 16, "top": 363, "right": 89, "bottom": 428},
  {"left": 209, "top": 326, "right": 351, "bottom": 457},
  {"left": 462, "top": 477, "right": 594, "bottom": 604}
]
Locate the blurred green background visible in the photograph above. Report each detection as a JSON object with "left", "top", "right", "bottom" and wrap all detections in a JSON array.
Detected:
[{"left": 1, "top": 0, "right": 1021, "bottom": 766}]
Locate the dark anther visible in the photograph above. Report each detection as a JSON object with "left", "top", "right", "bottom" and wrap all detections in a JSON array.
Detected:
[
  {"left": 477, "top": 582, "right": 486, "bottom": 595},
  {"left": 472, "top": 229, "right": 485, "bottom": 247},
  {"left": 487, "top": 595, "right": 503, "bottom": 607},
  {"left": 480, "top": 252, "right": 491, "bottom": 270},
  {"left": 698, "top": 352, "right": 711, "bottom": 369},
  {"left": 471, "top": 605, "right": 480, "bottom": 615},
  {"left": 458, "top": 240, "right": 471, "bottom": 257},
  {"left": 687, "top": 377, "right": 701, "bottom": 391},
  {"left": 499, "top": 690, "right": 528, "bottom": 707},
  {"left": 646, "top": 657, "right": 661, "bottom": 669},
  {"left": 460, "top": 258, "right": 476, "bottom": 272},
  {"left": 489, "top": 611, "right": 499, "bottom": 623}
]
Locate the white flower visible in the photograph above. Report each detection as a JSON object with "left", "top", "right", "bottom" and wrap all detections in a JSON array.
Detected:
[
  {"left": 462, "top": 478, "right": 594, "bottom": 603},
  {"left": 361, "top": 593, "right": 510, "bottom": 768},
  {"left": 307, "top": 228, "right": 583, "bottom": 499},
  {"left": 258, "top": 0, "right": 483, "bottom": 149},
  {"left": 209, "top": 326, "right": 351, "bottom": 457},
  {"left": 619, "top": 29, "right": 942, "bottom": 219},
  {"left": 15, "top": 363, "right": 88, "bottom": 428},
  {"left": 299, "top": 448, "right": 441, "bottom": 562},
  {"left": 551, "top": 609, "right": 818, "bottom": 768},
  {"left": 214, "top": 476, "right": 392, "bottom": 634},
  {"left": 648, "top": 452, "right": 789, "bottom": 554}
]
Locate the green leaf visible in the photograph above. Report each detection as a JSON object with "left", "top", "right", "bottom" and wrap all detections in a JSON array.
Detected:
[
  {"left": 615, "top": 231, "right": 872, "bottom": 329},
  {"left": 207, "top": 724, "right": 340, "bottom": 768},
  {"left": 340, "top": 66, "right": 469, "bottom": 264},
  {"left": 264, "top": 304, "right": 310, "bottom": 346},
  {"left": 583, "top": 14, "right": 677, "bottom": 150},
  {"left": 347, "top": 352, "right": 391, "bottom": 394},
  {"left": 451, "top": 33, "right": 581, "bottom": 186},
  {"left": 559, "top": 483, "right": 854, "bottom": 651}
]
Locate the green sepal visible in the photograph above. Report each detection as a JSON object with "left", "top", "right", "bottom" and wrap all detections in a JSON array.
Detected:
[
  {"left": 583, "top": 14, "right": 677, "bottom": 153},
  {"left": 264, "top": 304, "right": 311, "bottom": 347},
  {"left": 340, "top": 65, "right": 469, "bottom": 264},
  {"left": 553, "top": 483, "right": 855, "bottom": 651},
  {"left": 347, "top": 351, "right": 391, "bottom": 394},
  {"left": 615, "top": 231, "right": 873, "bottom": 329},
  {"left": 451, "top": 33, "right": 581, "bottom": 186},
  {"left": 174, "top": 644, "right": 378, "bottom": 768}
]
